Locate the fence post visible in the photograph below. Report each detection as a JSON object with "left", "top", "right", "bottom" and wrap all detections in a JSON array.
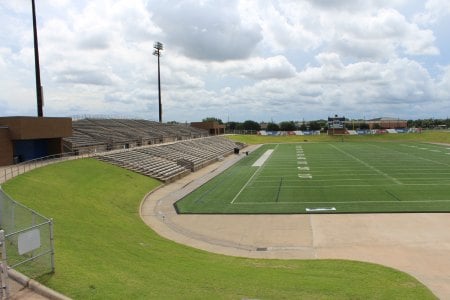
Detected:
[
  {"left": 49, "top": 219, "right": 55, "bottom": 273},
  {"left": 0, "top": 230, "right": 10, "bottom": 299}
]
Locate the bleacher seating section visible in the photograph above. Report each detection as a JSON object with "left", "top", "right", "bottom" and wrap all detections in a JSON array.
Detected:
[
  {"left": 64, "top": 118, "right": 209, "bottom": 153},
  {"left": 95, "top": 136, "right": 240, "bottom": 182}
]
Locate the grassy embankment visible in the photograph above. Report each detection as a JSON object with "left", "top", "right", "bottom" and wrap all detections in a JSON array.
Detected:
[
  {"left": 227, "top": 130, "right": 450, "bottom": 144},
  {"left": 2, "top": 158, "right": 436, "bottom": 299}
]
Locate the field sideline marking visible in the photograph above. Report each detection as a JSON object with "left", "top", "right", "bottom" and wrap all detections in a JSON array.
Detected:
[
  {"left": 230, "top": 145, "right": 278, "bottom": 204},
  {"left": 233, "top": 199, "right": 450, "bottom": 205},
  {"left": 244, "top": 182, "right": 450, "bottom": 188},
  {"left": 329, "top": 144, "right": 403, "bottom": 185}
]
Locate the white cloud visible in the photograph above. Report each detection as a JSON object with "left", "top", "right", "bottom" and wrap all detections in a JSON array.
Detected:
[
  {"left": 414, "top": 0, "right": 450, "bottom": 24},
  {"left": 210, "top": 55, "right": 297, "bottom": 80},
  {"left": 150, "top": 0, "right": 262, "bottom": 61},
  {"left": 245, "top": 1, "right": 321, "bottom": 52},
  {"left": 0, "top": 0, "right": 448, "bottom": 121},
  {"left": 435, "top": 65, "right": 450, "bottom": 100},
  {"left": 324, "top": 8, "right": 439, "bottom": 59}
]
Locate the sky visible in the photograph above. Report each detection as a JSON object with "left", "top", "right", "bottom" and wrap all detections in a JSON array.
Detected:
[{"left": 1, "top": 0, "right": 450, "bottom": 123}]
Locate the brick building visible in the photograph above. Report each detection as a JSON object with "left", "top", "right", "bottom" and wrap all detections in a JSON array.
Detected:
[
  {"left": 0, "top": 116, "right": 72, "bottom": 166},
  {"left": 190, "top": 121, "right": 224, "bottom": 135}
]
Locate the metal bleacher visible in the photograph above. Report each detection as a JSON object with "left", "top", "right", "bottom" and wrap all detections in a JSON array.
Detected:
[
  {"left": 95, "top": 136, "right": 241, "bottom": 182},
  {"left": 64, "top": 118, "right": 209, "bottom": 153},
  {"left": 64, "top": 118, "right": 241, "bottom": 182}
]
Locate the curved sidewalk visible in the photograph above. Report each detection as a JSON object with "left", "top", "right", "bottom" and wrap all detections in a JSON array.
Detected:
[{"left": 140, "top": 147, "right": 450, "bottom": 299}]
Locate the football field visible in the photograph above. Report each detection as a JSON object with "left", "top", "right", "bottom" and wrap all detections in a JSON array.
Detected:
[{"left": 175, "top": 142, "right": 450, "bottom": 214}]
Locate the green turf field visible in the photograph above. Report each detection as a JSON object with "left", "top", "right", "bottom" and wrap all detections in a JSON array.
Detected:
[{"left": 175, "top": 142, "right": 450, "bottom": 214}]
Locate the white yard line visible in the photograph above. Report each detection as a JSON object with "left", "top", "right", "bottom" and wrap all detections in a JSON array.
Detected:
[
  {"left": 329, "top": 144, "right": 403, "bottom": 185},
  {"left": 231, "top": 145, "right": 277, "bottom": 204},
  {"left": 233, "top": 199, "right": 450, "bottom": 205},
  {"left": 243, "top": 183, "right": 450, "bottom": 188},
  {"left": 385, "top": 144, "right": 450, "bottom": 166}
]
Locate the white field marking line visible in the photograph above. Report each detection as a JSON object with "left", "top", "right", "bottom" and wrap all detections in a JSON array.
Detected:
[
  {"left": 383, "top": 143, "right": 450, "bottom": 167},
  {"left": 253, "top": 175, "right": 450, "bottom": 181},
  {"left": 233, "top": 199, "right": 450, "bottom": 205},
  {"left": 306, "top": 207, "right": 336, "bottom": 212},
  {"left": 258, "top": 173, "right": 394, "bottom": 182},
  {"left": 257, "top": 170, "right": 450, "bottom": 177},
  {"left": 231, "top": 145, "right": 278, "bottom": 204},
  {"left": 329, "top": 144, "right": 402, "bottom": 185},
  {"left": 252, "top": 149, "right": 275, "bottom": 167},
  {"left": 404, "top": 143, "right": 445, "bottom": 153},
  {"left": 243, "top": 183, "right": 450, "bottom": 188}
]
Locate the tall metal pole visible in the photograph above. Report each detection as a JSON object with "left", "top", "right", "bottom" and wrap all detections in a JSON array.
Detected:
[
  {"left": 32, "top": 0, "right": 43, "bottom": 117},
  {"left": 157, "top": 54, "right": 162, "bottom": 123},
  {"left": 153, "top": 42, "right": 163, "bottom": 123}
]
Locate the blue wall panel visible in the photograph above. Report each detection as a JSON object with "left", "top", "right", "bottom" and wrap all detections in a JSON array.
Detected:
[{"left": 13, "top": 139, "right": 49, "bottom": 162}]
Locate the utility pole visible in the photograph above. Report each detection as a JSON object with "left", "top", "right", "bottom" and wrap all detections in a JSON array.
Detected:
[
  {"left": 32, "top": 0, "right": 43, "bottom": 117},
  {"left": 153, "top": 42, "right": 163, "bottom": 123}
]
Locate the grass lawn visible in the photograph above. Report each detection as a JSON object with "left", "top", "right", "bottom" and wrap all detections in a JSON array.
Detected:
[
  {"left": 227, "top": 130, "right": 450, "bottom": 144},
  {"left": 2, "top": 159, "right": 436, "bottom": 299},
  {"left": 175, "top": 142, "right": 450, "bottom": 214}
]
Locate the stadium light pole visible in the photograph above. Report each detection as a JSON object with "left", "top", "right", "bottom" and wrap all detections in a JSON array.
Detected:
[
  {"left": 153, "top": 42, "right": 163, "bottom": 123},
  {"left": 32, "top": 0, "right": 44, "bottom": 117}
]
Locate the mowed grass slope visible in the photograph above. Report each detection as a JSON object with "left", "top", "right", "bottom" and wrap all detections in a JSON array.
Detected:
[
  {"left": 176, "top": 142, "right": 450, "bottom": 214},
  {"left": 227, "top": 130, "right": 450, "bottom": 144},
  {"left": 2, "top": 159, "right": 435, "bottom": 299}
]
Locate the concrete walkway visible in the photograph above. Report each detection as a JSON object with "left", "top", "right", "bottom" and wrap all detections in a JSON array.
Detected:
[{"left": 140, "top": 147, "right": 450, "bottom": 299}]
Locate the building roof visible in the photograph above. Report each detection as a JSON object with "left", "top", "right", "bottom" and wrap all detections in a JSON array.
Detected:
[{"left": 368, "top": 117, "right": 405, "bottom": 121}]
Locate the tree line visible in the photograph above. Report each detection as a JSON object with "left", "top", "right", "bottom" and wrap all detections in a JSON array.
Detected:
[
  {"left": 407, "top": 118, "right": 450, "bottom": 128},
  {"left": 201, "top": 117, "right": 450, "bottom": 132},
  {"left": 202, "top": 117, "right": 325, "bottom": 131}
]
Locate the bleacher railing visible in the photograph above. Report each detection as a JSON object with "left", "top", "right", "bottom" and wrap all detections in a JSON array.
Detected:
[{"left": 0, "top": 152, "right": 93, "bottom": 185}]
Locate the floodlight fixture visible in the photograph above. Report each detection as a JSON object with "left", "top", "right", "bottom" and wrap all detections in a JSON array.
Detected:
[{"left": 153, "top": 42, "right": 163, "bottom": 122}]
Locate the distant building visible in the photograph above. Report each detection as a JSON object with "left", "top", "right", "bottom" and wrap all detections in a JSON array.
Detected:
[
  {"left": 191, "top": 121, "right": 225, "bottom": 135},
  {"left": 366, "top": 117, "right": 407, "bottom": 129}
]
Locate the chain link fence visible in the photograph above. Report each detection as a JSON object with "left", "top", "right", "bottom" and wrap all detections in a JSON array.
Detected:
[{"left": 0, "top": 188, "right": 54, "bottom": 298}]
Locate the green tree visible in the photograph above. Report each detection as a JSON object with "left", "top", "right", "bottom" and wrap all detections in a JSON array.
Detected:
[
  {"left": 202, "top": 117, "right": 223, "bottom": 124},
  {"left": 236, "top": 123, "right": 244, "bottom": 130},
  {"left": 266, "top": 122, "right": 280, "bottom": 131},
  {"left": 226, "top": 121, "right": 240, "bottom": 130},
  {"left": 309, "top": 121, "right": 321, "bottom": 131},
  {"left": 279, "top": 121, "right": 296, "bottom": 131},
  {"left": 242, "top": 120, "right": 261, "bottom": 131}
]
